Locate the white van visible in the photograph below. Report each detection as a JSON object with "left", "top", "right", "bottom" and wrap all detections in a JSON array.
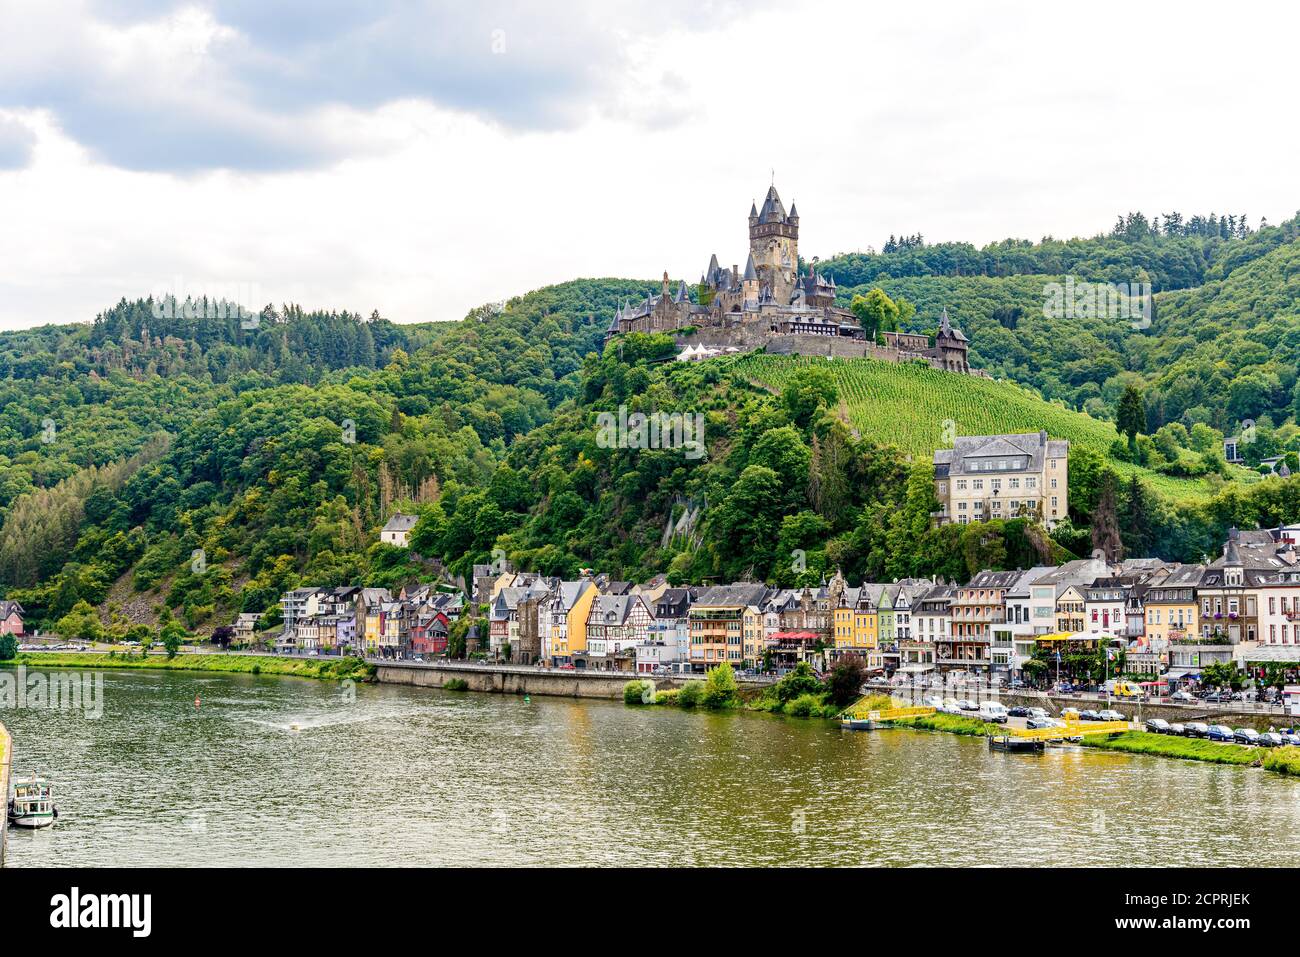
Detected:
[{"left": 979, "top": 701, "right": 1009, "bottom": 724}]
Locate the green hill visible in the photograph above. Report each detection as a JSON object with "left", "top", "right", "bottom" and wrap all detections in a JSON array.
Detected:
[{"left": 731, "top": 353, "right": 1251, "bottom": 503}]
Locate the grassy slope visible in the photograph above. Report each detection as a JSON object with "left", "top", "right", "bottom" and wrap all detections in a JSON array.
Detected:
[
  {"left": 7, "top": 653, "right": 373, "bottom": 681},
  {"left": 1082, "top": 731, "right": 1259, "bottom": 765},
  {"left": 732, "top": 352, "right": 1239, "bottom": 503}
]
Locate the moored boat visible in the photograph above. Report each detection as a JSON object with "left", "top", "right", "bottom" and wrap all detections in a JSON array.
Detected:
[
  {"left": 841, "top": 717, "right": 878, "bottom": 731},
  {"left": 8, "top": 774, "right": 58, "bottom": 828},
  {"left": 989, "top": 735, "right": 1045, "bottom": 754}
]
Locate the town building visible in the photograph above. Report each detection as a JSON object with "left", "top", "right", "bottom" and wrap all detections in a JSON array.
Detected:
[
  {"left": 0, "top": 600, "right": 24, "bottom": 636},
  {"left": 689, "top": 584, "right": 770, "bottom": 672},
  {"left": 932, "top": 431, "right": 1069, "bottom": 528},
  {"left": 1144, "top": 565, "right": 1201, "bottom": 643},
  {"left": 1254, "top": 568, "right": 1300, "bottom": 648},
  {"left": 547, "top": 578, "right": 599, "bottom": 665},
  {"left": 942, "top": 570, "right": 1022, "bottom": 674},
  {"left": 380, "top": 513, "right": 419, "bottom": 547},
  {"left": 583, "top": 594, "right": 652, "bottom": 670},
  {"left": 1001, "top": 566, "right": 1057, "bottom": 676}
]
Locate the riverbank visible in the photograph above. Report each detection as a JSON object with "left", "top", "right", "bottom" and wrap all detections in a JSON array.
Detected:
[
  {"left": 888, "top": 716, "right": 1300, "bottom": 779},
  {"left": 8, "top": 652, "right": 374, "bottom": 682},
  {"left": 1080, "top": 731, "right": 1260, "bottom": 766}
]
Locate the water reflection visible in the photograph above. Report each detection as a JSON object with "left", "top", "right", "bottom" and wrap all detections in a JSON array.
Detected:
[{"left": 3, "top": 668, "right": 1298, "bottom": 867}]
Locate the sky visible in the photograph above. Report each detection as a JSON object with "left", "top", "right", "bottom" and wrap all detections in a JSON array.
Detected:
[{"left": 1, "top": 0, "right": 1297, "bottom": 331}]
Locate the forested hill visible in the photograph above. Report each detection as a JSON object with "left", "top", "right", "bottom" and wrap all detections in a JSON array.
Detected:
[
  {"left": 818, "top": 212, "right": 1300, "bottom": 433},
  {"left": 1, "top": 207, "right": 1299, "bottom": 642}
]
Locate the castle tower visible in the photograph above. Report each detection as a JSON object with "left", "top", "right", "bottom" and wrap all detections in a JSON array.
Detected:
[
  {"left": 742, "top": 253, "right": 760, "bottom": 305},
  {"left": 749, "top": 185, "right": 799, "bottom": 305}
]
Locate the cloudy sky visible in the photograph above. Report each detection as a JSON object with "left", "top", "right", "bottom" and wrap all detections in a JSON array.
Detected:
[{"left": 1, "top": 0, "right": 1296, "bottom": 331}]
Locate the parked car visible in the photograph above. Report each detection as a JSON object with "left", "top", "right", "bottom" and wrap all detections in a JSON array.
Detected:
[
  {"left": 942, "top": 698, "right": 961, "bottom": 713},
  {"left": 1145, "top": 718, "right": 1171, "bottom": 734},
  {"left": 1169, "top": 723, "right": 1187, "bottom": 736},
  {"left": 1184, "top": 722, "right": 1209, "bottom": 737},
  {"left": 979, "top": 701, "right": 1009, "bottom": 724},
  {"left": 1027, "top": 716, "right": 1056, "bottom": 730},
  {"left": 1008, "top": 705, "right": 1031, "bottom": 717},
  {"left": 1026, "top": 707, "right": 1050, "bottom": 721},
  {"left": 1098, "top": 709, "right": 1125, "bottom": 722},
  {"left": 1061, "top": 707, "right": 1082, "bottom": 719},
  {"left": 1259, "top": 732, "right": 1285, "bottom": 747},
  {"left": 923, "top": 695, "right": 944, "bottom": 709},
  {"left": 1283, "top": 733, "right": 1300, "bottom": 747},
  {"left": 1233, "top": 728, "right": 1261, "bottom": 745},
  {"left": 958, "top": 699, "right": 979, "bottom": 711},
  {"left": 1170, "top": 689, "right": 1195, "bottom": 702},
  {"left": 1207, "top": 725, "right": 1235, "bottom": 742},
  {"left": 1080, "top": 709, "right": 1103, "bottom": 721}
]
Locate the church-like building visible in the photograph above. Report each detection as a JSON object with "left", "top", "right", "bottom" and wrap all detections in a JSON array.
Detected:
[{"left": 605, "top": 184, "right": 971, "bottom": 373}]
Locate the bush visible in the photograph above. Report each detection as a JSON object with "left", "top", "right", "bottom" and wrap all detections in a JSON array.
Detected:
[
  {"left": 1262, "top": 745, "right": 1300, "bottom": 776},
  {"left": 653, "top": 688, "right": 680, "bottom": 706},
  {"left": 786, "top": 693, "right": 821, "bottom": 718},
  {"left": 623, "top": 679, "right": 654, "bottom": 705},
  {"left": 444, "top": 677, "right": 469, "bottom": 691},
  {"left": 677, "top": 680, "right": 704, "bottom": 708},
  {"left": 772, "top": 662, "right": 823, "bottom": 704},
  {"left": 0, "top": 634, "right": 16, "bottom": 661},
  {"left": 826, "top": 655, "right": 866, "bottom": 707},
  {"left": 702, "top": 661, "right": 739, "bottom": 709}
]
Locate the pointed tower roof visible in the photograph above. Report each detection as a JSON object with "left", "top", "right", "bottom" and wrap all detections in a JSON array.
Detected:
[
  {"left": 757, "top": 185, "right": 787, "bottom": 224},
  {"left": 674, "top": 280, "right": 688, "bottom": 303},
  {"left": 789, "top": 201, "right": 799, "bottom": 219},
  {"left": 937, "top": 306, "right": 968, "bottom": 342},
  {"left": 749, "top": 201, "right": 758, "bottom": 218},
  {"left": 743, "top": 253, "right": 758, "bottom": 281}
]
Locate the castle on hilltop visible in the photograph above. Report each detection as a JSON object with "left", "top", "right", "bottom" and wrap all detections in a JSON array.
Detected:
[{"left": 605, "top": 184, "right": 972, "bottom": 373}]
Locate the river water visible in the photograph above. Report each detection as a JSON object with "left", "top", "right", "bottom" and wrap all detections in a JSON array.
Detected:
[{"left": 3, "top": 667, "right": 1299, "bottom": 867}]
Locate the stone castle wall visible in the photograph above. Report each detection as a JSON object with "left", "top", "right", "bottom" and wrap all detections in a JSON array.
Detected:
[{"left": 677, "top": 326, "right": 966, "bottom": 370}]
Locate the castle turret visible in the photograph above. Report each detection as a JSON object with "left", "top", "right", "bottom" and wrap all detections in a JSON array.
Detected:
[{"left": 742, "top": 253, "right": 760, "bottom": 305}]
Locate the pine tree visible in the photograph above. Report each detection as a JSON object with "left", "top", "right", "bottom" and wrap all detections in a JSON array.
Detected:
[
  {"left": 1121, "top": 475, "right": 1153, "bottom": 559},
  {"left": 1116, "top": 385, "right": 1145, "bottom": 443}
]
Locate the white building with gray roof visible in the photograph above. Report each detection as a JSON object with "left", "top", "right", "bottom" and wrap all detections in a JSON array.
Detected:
[{"left": 933, "top": 430, "right": 1069, "bottom": 528}]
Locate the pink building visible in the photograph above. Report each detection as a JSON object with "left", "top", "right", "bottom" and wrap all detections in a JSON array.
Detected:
[{"left": 0, "top": 601, "right": 24, "bottom": 636}]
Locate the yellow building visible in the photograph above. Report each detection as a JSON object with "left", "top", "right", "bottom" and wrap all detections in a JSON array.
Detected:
[
  {"left": 833, "top": 586, "right": 879, "bottom": 657},
  {"left": 1144, "top": 565, "right": 1202, "bottom": 644},
  {"left": 556, "top": 581, "right": 598, "bottom": 659},
  {"left": 1054, "top": 584, "right": 1088, "bottom": 634},
  {"left": 743, "top": 605, "right": 765, "bottom": 669}
]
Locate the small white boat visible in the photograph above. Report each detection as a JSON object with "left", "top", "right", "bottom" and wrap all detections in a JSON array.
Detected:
[{"left": 8, "top": 774, "right": 58, "bottom": 828}]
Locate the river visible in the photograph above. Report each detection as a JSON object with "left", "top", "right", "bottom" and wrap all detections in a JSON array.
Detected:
[{"left": 3, "top": 667, "right": 1299, "bottom": 867}]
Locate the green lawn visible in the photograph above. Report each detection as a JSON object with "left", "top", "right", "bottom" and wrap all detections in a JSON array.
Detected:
[
  {"left": 1082, "top": 731, "right": 1259, "bottom": 765},
  {"left": 9, "top": 652, "right": 373, "bottom": 682}
]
